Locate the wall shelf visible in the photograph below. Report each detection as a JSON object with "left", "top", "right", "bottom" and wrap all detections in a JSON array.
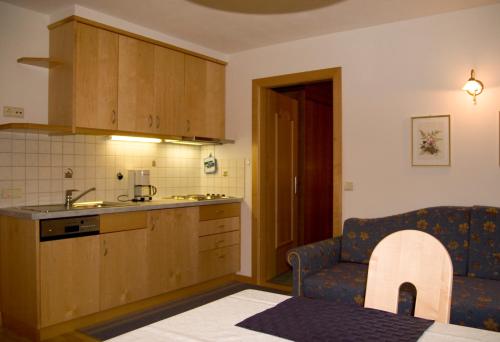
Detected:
[{"left": 17, "top": 57, "right": 61, "bottom": 68}]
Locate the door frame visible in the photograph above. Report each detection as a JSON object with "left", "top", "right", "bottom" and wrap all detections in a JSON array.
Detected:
[{"left": 251, "top": 67, "right": 342, "bottom": 285}]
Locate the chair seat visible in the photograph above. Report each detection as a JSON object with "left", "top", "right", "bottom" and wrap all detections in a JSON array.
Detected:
[{"left": 451, "top": 276, "right": 500, "bottom": 331}]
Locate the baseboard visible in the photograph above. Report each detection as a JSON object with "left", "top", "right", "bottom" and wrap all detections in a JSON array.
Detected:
[{"left": 233, "top": 274, "right": 257, "bottom": 284}]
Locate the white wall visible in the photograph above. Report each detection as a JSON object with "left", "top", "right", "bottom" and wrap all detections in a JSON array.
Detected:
[
  {"left": 225, "top": 4, "right": 500, "bottom": 276},
  {"left": 0, "top": 1, "right": 49, "bottom": 124}
]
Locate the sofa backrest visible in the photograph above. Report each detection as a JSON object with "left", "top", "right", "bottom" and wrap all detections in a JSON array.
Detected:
[
  {"left": 341, "top": 206, "right": 471, "bottom": 276},
  {"left": 468, "top": 206, "right": 499, "bottom": 280}
]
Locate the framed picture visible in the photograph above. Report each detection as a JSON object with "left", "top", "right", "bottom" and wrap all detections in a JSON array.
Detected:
[{"left": 411, "top": 115, "right": 450, "bottom": 166}]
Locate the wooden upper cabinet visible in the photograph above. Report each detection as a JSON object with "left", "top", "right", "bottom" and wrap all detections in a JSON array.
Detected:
[
  {"left": 184, "top": 55, "right": 225, "bottom": 139},
  {"left": 49, "top": 18, "right": 226, "bottom": 139},
  {"left": 75, "top": 23, "right": 118, "bottom": 130},
  {"left": 154, "top": 46, "right": 185, "bottom": 136},
  {"left": 117, "top": 36, "right": 155, "bottom": 133},
  {"left": 49, "top": 22, "right": 119, "bottom": 130}
]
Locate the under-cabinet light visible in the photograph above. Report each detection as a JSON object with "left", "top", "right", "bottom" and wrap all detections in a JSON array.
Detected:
[
  {"left": 164, "top": 139, "right": 204, "bottom": 146},
  {"left": 110, "top": 135, "right": 162, "bottom": 143}
]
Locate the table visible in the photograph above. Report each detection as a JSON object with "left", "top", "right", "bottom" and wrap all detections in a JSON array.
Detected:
[{"left": 109, "top": 290, "right": 500, "bottom": 341}]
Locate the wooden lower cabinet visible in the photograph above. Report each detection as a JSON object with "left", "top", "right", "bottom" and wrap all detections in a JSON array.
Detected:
[
  {"left": 147, "top": 207, "right": 198, "bottom": 296},
  {"left": 100, "top": 228, "right": 149, "bottom": 310},
  {"left": 40, "top": 236, "right": 100, "bottom": 327}
]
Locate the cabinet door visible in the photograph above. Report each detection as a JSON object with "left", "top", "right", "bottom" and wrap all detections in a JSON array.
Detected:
[
  {"left": 154, "top": 46, "right": 185, "bottom": 135},
  {"left": 40, "top": 236, "right": 100, "bottom": 327},
  {"left": 75, "top": 23, "right": 119, "bottom": 130},
  {"left": 100, "top": 229, "right": 148, "bottom": 310},
  {"left": 147, "top": 207, "right": 198, "bottom": 296},
  {"left": 117, "top": 36, "right": 155, "bottom": 133},
  {"left": 184, "top": 55, "right": 225, "bottom": 139}
]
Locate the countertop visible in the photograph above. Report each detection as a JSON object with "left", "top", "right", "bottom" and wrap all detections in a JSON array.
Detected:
[{"left": 0, "top": 197, "right": 242, "bottom": 220}]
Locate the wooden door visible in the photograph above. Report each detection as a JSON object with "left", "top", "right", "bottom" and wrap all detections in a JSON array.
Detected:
[
  {"left": 100, "top": 229, "right": 148, "bottom": 310},
  {"left": 74, "top": 23, "right": 118, "bottom": 130},
  {"left": 154, "top": 46, "right": 185, "bottom": 135},
  {"left": 147, "top": 207, "right": 198, "bottom": 296},
  {"left": 40, "top": 236, "right": 100, "bottom": 327},
  {"left": 184, "top": 55, "right": 225, "bottom": 138},
  {"left": 117, "top": 36, "right": 155, "bottom": 133},
  {"left": 263, "top": 89, "right": 299, "bottom": 278}
]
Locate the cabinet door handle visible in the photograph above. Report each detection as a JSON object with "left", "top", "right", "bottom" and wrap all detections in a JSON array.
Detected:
[
  {"left": 103, "top": 247, "right": 108, "bottom": 256},
  {"left": 156, "top": 116, "right": 160, "bottom": 129},
  {"left": 148, "top": 115, "right": 153, "bottom": 128},
  {"left": 111, "top": 110, "right": 116, "bottom": 124},
  {"left": 186, "top": 119, "right": 191, "bottom": 133}
]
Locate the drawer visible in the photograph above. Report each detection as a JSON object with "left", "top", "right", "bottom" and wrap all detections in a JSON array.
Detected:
[
  {"left": 199, "top": 217, "right": 239, "bottom": 237},
  {"left": 199, "top": 231, "right": 240, "bottom": 252},
  {"left": 198, "top": 244, "right": 240, "bottom": 281},
  {"left": 100, "top": 211, "right": 147, "bottom": 233},
  {"left": 199, "top": 203, "right": 240, "bottom": 221}
]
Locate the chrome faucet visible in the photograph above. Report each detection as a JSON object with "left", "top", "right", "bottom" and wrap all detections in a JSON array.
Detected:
[{"left": 65, "top": 187, "right": 96, "bottom": 208}]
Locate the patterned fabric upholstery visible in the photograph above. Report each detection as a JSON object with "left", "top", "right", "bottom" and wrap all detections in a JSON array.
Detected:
[
  {"left": 341, "top": 206, "right": 471, "bottom": 275},
  {"left": 452, "top": 276, "right": 500, "bottom": 331},
  {"left": 287, "top": 237, "right": 341, "bottom": 296},
  {"left": 287, "top": 205, "right": 500, "bottom": 332},
  {"left": 301, "top": 263, "right": 500, "bottom": 331},
  {"left": 302, "top": 262, "right": 415, "bottom": 315},
  {"left": 468, "top": 206, "right": 499, "bottom": 280}
]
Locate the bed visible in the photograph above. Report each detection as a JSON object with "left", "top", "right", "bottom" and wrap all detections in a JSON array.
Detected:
[{"left": 108, "top": 290, "right": 500, "bottom": 341}]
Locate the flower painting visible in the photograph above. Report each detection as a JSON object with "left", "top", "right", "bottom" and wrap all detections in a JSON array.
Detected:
[{"left": 412, "top": 115, "right": 450, "bottom": 166}]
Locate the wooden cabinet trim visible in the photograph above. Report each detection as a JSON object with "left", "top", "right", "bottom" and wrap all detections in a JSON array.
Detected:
[
  {"left": 199, "top": 203, "right": 241, "bottom": 221},
  {"left": 100, "top": 211, "right": 147, "bottom": 233},
  {"left": 48, "top": 16, "right": 227, "bottom": 66}
]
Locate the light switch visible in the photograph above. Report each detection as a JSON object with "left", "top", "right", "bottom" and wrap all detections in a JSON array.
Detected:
[{"left": 344, "top": 181, "right": 354, "bottom": 191}]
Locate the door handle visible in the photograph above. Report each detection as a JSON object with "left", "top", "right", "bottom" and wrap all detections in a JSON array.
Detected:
[{"left": 294, "top": 176, "right": 297, "bottom": 194}]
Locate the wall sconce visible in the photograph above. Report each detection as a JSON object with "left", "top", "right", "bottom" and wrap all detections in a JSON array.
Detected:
[{"left": 462, "top": 69, "right": 484, "bottom": 105}]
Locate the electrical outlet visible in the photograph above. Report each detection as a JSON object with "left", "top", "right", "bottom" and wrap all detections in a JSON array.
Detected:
[
  {"left": 222, "top": 170, "right": 228, "bottom": 177},
  {"left": 3, "top": 106, "right": 24, "bottom": 118},
  {"left": 344, "top": 181, "right": 354, "bottom": 191}
]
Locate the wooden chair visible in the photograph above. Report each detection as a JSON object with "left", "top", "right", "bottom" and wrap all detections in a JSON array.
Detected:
[{"left": 364, "top": 229, "right": 453, "bottom": 323}]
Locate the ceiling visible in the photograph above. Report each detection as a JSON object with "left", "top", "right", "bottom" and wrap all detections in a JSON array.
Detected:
[{"left": 5, "top": 0, "right": 500, "bottom": 53}]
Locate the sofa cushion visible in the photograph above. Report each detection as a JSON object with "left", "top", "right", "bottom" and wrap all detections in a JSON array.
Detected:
[
  {"left": 302, "top": 262, "right": 415, "bottom": 315},
  {"left": 468, "top": 206, "right": 499, "bottom": 280},
  {"left": 451, "top": 276, "right": 500, "bottom": 331},
  {"left": 342, "top": 206, "right": 470, "bottom": 275}
]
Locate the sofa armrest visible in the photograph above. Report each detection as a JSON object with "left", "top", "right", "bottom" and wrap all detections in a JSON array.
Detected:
[{"left": 287, "top": 236, "right": 341, "bottom": 296}]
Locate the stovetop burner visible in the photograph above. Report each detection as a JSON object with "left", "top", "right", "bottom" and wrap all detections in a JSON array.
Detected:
[{"left": 164, "top": 194, "right": 229, "bottom": 201}]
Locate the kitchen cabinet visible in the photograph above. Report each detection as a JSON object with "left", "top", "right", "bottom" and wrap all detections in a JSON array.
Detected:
[
  {"left": 48, "top": 17, "right": 226, "bottom": 139},
  {"left": 154, "top": 46, "right": 185, "bottom": 136},
  {"left": 197, "top": 203, "right": 240, "bottom": 282},
  {"left": 147, "top": 207, "right": 198, "bottom": 296},
  {"left": 49, "top": 22, "right": 119, "bottom": 130},
  {"left": 183, "top": 55, "right": 225, "bottom": 139},
  {"left": 40, "top": 235, "right": 100, "bottom": 327},
  {"left": 100, "top": 228, "right": 149, "bottom": 310},
  {"left": 117, "top": 35, "right": 156, "bottom": 133}
]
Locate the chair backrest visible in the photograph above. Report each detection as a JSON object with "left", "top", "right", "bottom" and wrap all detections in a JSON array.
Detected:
[{"left": 364, "top": 230, "right": 453, "bottom": 323}]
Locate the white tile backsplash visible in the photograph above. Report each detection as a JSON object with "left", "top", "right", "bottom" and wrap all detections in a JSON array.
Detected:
[{"left": 0, "top": 134, "right": 244, "bottom": 207}]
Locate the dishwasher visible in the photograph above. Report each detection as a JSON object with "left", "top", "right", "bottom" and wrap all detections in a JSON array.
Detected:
[{"left": 40, "top": 215, "right": 100, "bottom": 241}]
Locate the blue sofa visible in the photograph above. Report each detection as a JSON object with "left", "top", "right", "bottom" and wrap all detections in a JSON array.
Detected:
[{"left": 287, "top": 206, "right": 499, "bottom": 331}]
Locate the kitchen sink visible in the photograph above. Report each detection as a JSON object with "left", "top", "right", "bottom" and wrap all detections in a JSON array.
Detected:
[{"left": 21, "top": 201, "right": 135, "bottom": 213}]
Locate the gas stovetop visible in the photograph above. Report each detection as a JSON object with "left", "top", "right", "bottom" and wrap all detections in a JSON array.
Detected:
[{"left": 163, "top": 194, "right": 230, "bottom": 201}]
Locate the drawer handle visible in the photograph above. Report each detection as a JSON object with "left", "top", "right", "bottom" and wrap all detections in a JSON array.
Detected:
[
  {"left": 216, "top": 210, "right": 224, "bottom": 214},
  {"left": 215, "top": 239, "right": 225, "bottom": 246},
  {"left": 217, "top": 225, "right": 225, "bottom": 229},
  {"left": 218, "top": 254, "right": 226, "bottom": 259}
]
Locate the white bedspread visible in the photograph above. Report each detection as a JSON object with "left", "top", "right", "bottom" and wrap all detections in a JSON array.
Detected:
[{"left": 108, "top": 290, "right": 500, "bottom": 342}]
